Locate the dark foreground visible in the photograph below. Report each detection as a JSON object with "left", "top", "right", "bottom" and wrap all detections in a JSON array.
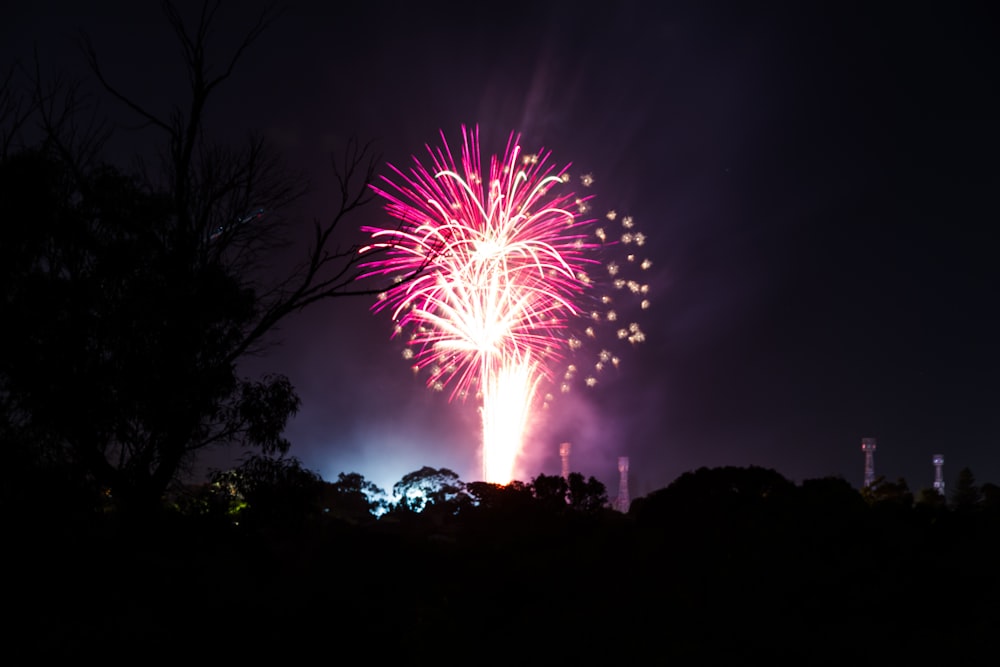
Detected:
[{"left": 9, "top": 469, "right": 1000, "bottom": 663}]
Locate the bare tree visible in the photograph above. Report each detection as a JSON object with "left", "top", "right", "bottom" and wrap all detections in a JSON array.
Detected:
[
  {"left": 0, "top": 61, "right": 36, "bottom": 158},
  {"left": 0, "top": 1, "right": 401, "bottom": 516},
  {"left": 81, "top": 1, "right": 387, "bottom": 356}
]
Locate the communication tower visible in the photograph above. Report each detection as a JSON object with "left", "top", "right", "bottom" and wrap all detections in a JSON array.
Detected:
[
  {"left": 615, "top": 456, "right": 630, "bottom": 512},
  {"left": 933, "top": 454, "right": 945, "bottom": 495},
  {"left": 560, "top": 442, "right": 571, "bottom": 482},
  {"left": 862, "top": 438, "right": 877, "bottom": 488}
]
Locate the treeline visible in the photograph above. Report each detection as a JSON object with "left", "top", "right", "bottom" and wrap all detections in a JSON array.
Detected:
[{"left": 9, "top": 462, "right": 1000, "bottom": 662}]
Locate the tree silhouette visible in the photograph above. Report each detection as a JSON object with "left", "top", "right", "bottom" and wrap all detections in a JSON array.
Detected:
[
  {"left": 861, "top": 475, "right": 914, "bottom": 509},
  {"left": 951, "top": 467, "right": 981, "bottom": 510},
  {"left": 916, "top": 487, "right": 946, "bottom": 508},
  {"left": 566, "top": 472, "right": 609, "bottom": 513},
  {"left": 0, "top": 2, "right": 403, "bottom": 516},
  {"left": 464, "top": 480, "right": 534, "bottom": 513},
  {"left": 531, "top": 472, "right": 570, "bottom": 511},
  {"left": 391, "top": 466, "right": 468, "bottom": 515},
  {"left": 0, "top": 151, "right": 303, "bottom": 515},
  {"left": 209, "top": 454, "right": 324, "bottom": 529},
  {"left": 0, "top": 61, "right": 35, "bottom": 158},
  {"left": 980, "top": 482, "right": 1000, "bottom": 512},
  {"left": 322, "top": 472, "right": 387, "bottom": 521}
]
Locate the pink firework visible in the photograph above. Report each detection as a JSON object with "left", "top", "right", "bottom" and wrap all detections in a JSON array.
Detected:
[{"left": 359, "top": 126, "right": 625, "bottom": 483}]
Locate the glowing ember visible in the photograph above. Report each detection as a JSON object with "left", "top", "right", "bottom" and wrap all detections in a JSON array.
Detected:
[{"left": 359, "top": 125, "right": 649, "bottom": 483}]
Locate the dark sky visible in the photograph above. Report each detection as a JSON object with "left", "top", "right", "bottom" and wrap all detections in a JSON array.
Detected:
[{"left": 4, "top": 0, "right": 998, "bottom": 497}]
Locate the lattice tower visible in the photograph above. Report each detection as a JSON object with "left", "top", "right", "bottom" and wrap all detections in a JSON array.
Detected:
[
  {"left": 560, "top": 442, "right": 571, "bottom": 482},
  {"left": 933, "top": 454, "right": 945, "bottom": 495},
  {"left": 862, "top": 438, "right": 877, "bottom": 488},
  {"left": 616, "top": 456, "right": 630, "bottom": 512}
]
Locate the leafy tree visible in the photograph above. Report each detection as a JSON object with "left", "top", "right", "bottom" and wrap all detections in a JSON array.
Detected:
[
  {"left": 633, "top": 465, "right": 798, "bottom": 537},
  {"left": 321, "top": 472, "right": 387, "bottom": 521},
  {"left": 861, "top": 476, "right": 914, "bottom": 509},
  {"left": 915, "top": 487, "right": 947, "bottom": 510},
  {"left": 0, "top": 61, "right": 34, "bottom": 158},
  {"left": 459, "top": 474, "right": 607, "bottom": 518},
  {"left": 391, "top": 466, "right": 467, "bottom": 515},
  {"left": 567, "top": 472, "right": 609, "bottom": 513},
  {"left": 210, "top": 454, "right": 324, "bottom": 527},
  {"left": 531, "top": 473, "right": 569, "bottom": 511},
  {"left": 914, "top": 487, "right": 948, "bottom": 526},
  {"left": 0, "top": 151, "right": 302, "bottom": 515},
  {"left": 980, "top": 482, "right": 1000, "bottom": 513},
  {"left": 465, "top": 481, "right": 504, "bottom": 508},
  {"left": 166, "top": 479, "right": 245, "bottom": 522},
  {"left": 798, "top": 476, "right": 867, "bottom": 513},
  {"left": 951, "top": 467, "right": 981, "bottom": 510},
  {"left": 796, "top": 476, "right": 868, "bottom": 546},
  {"left": 644, "top": 465, "right": 796, "bottom": 510},
  {"left": 465, "top": 480, "right": 534, "bottom": 512},
  {"left": 0, "top": 3, "right": 399, "bottom": 516}
]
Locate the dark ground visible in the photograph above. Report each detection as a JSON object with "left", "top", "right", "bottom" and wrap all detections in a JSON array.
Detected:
[{"left": 9, "top": 467, "right": 999, "bottom": 663}]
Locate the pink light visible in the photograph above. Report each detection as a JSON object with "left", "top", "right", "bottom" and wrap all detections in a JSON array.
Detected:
[{"left": 359, "top": 125, "right": 637, "bottom": 483}]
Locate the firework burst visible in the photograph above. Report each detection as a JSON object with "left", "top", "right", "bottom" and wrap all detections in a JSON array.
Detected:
[{"left": 359, "top": 126, "right": 649, "bottom": 483}]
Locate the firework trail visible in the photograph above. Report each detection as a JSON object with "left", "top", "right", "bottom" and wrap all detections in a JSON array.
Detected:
[{"left": 359, "top": 126, "right": 649, "bottom": 483}]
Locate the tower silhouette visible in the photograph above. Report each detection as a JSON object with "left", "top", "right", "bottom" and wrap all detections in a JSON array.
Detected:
[
  {"left": 862, "top": 438, "right": 877, "bottom": 488},
  {"left": 560, "top": 442, "right": 571, "bottom": 482},
  {"left": 615, "top": 456, "right": 630, "bottom": 512},
  {"left": 933, "top": 454, "right": 945, "bottom": 496}
]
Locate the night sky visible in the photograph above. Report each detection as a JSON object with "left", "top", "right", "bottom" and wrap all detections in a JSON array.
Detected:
[{"left": 4, "top": 1, "right": 998, "bottom": 497}]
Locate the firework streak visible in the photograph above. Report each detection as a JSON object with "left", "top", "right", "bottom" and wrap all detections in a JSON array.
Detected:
[{"left": 359, "top": 126, "right": 647, "bottom": 483}]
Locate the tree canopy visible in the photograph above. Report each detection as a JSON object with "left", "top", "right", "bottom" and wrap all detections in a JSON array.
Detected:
[{"left": 0, "top": 3, "right": 386, "bottom": 516}]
